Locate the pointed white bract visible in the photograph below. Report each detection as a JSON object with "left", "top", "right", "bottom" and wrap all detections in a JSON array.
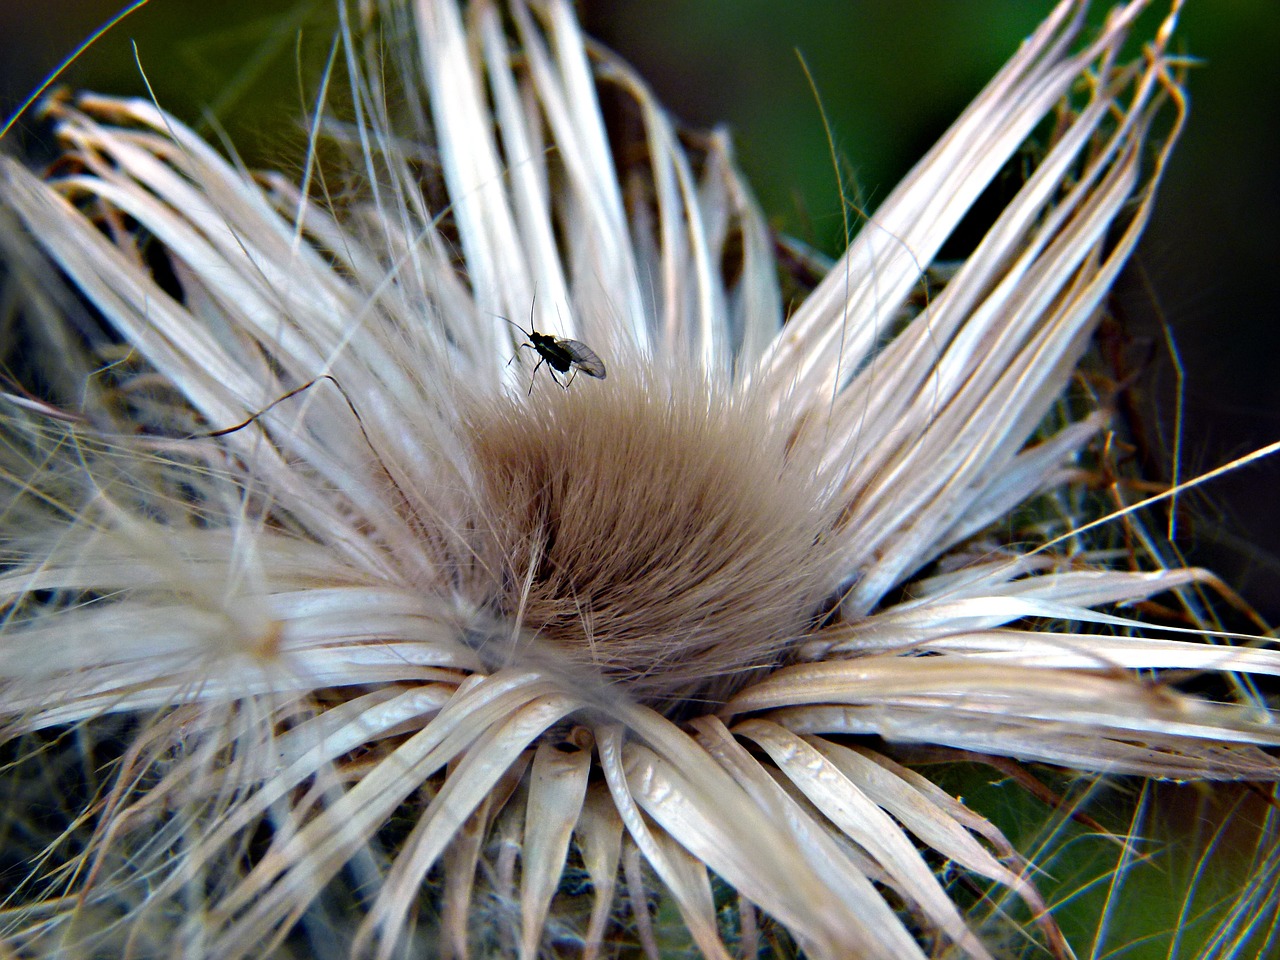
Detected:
[{"left": 1, "top": 1, "right": 1276, "bottom": 958}]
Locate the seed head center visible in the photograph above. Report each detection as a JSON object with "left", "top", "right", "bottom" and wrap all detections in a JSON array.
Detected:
[{"left": 463, "top": 375, "right": 834, "bottom": 708}]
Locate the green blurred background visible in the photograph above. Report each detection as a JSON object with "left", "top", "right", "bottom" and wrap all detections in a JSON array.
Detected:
[
  {"left": 1, "top": 3, "right": 1278, "bottom": 955},
  {"left": 3, "top": 1, "right": 1277, "bottom": 627}
]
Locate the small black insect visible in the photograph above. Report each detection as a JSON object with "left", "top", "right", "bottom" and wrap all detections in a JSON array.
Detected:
[{"left": 501, "top": 309, "right": 606, "bottom": 394}]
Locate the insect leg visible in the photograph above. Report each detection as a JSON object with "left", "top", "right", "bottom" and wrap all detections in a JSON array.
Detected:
[
  {"left": 511, "top": 341, "right": 536, "bottom": 371},
  {"left": 528, "top": 355, "right": 546, "bottom": 395}
]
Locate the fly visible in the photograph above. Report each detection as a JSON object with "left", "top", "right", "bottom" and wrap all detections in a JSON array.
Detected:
[{"left": 501, "top": 309, "right": 607, "bottom": 394}]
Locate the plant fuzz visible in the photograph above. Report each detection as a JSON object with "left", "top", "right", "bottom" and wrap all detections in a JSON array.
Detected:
[{"left": 460, "top": 367, "right": 837, "bottom": 711}]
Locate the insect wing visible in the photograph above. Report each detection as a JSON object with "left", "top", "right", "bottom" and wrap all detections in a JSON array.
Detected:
[{"left": 558, "top": 339, "right": 607, "bottom": 379}]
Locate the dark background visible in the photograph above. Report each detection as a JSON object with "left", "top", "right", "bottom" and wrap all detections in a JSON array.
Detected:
[{"left": 4, "top": 0, "right": 1278, "bottom": 622}]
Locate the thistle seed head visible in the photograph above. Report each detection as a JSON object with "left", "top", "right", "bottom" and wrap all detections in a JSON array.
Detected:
[{"left": 462, "top": 365, "right": 837, "bottom": 711}]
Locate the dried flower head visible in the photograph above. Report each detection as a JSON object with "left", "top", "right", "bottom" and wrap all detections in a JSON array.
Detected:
[
  {"left": 462, "top": 365, "right": 839, "bottom": 710},
  {"left": 1, "top": 1, "right": 1278, "bottom": 958}
]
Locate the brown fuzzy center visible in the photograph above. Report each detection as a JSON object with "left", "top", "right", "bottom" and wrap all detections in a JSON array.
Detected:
[{"left": 462, "top": 373, "right": 834, "bottom": 711}]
